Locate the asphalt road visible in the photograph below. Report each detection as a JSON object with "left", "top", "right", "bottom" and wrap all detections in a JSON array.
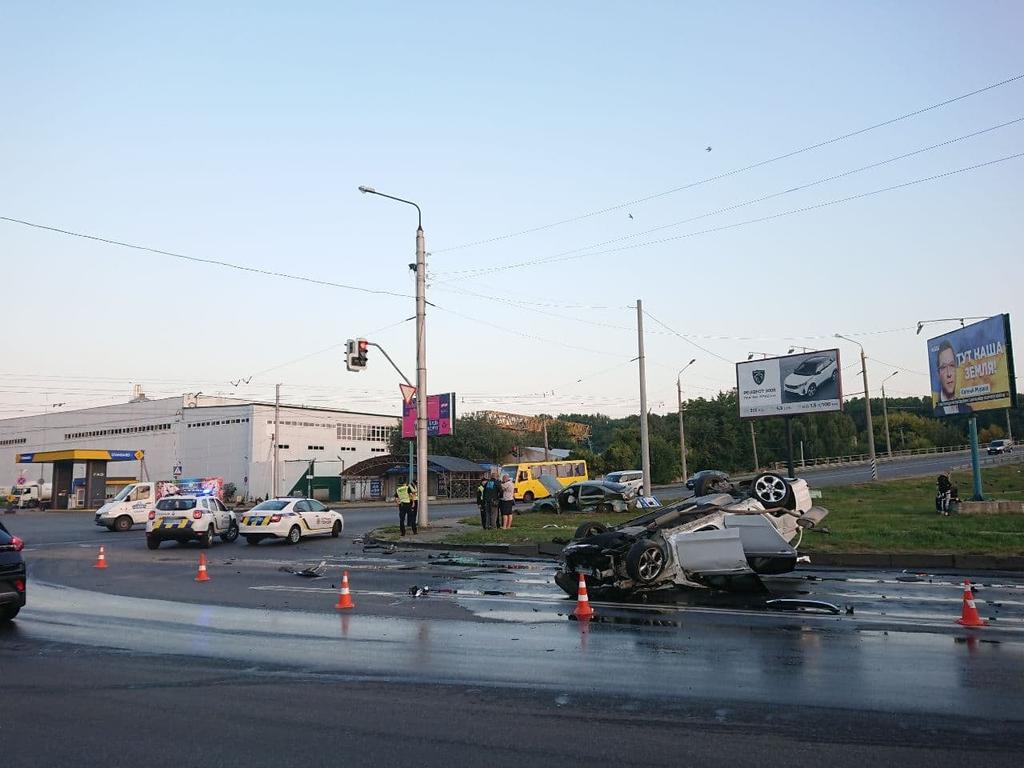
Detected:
[{"left": 3, "top": 511, "right": 1023, "bottom": 766}]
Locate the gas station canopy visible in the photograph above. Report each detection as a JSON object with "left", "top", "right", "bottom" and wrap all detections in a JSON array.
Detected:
[
  {"left": 15, "top": 449, "right": 144, "bottom": 463},
  {"left": 14, "top": 449, "right": 145, "bottom": 509}
]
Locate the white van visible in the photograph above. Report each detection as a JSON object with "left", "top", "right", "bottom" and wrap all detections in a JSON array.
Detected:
[
  {"left": 94, "top": 481, "right": 178, "bottom": 531},
  {"left": 603, "top": 470, "right": 644, "bottom": 492}
]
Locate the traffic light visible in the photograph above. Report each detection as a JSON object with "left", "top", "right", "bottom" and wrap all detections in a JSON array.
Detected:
[{"left": 345, "top": 338, "right": 369, "bottom": 372}]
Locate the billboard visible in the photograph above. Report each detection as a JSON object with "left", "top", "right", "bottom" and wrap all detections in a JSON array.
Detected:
[
  {"left": 737, "top": 349, "right": 843, "bottom": 419},
  {"left": 402, "top": 392, "right": 455, "bottom": 438},
  {"left": 928, "top": 314, "right": 1016, "bottom": 416}
]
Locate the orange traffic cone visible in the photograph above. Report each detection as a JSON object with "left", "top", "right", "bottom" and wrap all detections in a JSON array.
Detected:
[
  {"left": 195, "top": 552, "right": 211, "bottom": 582},
  {"left": 335, "top": 570, "right": 355, "bottom": 610},
  {"left": 94, "top": 545, "right": 108, "bottom": 569},
  {"left": 956, "top": 580, "right": 987, "bottom": 627},
  {"left": 573, "top": 572, "right": 595, "bottom": 619}
]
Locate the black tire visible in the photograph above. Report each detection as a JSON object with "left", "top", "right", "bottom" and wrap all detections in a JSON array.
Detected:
[
  {"left": 693, "top": 473, "right": 731, "bottom": 497},
  {"left": 146, "top": 536, "right": 160, "bottom": 550},
  {"left": 245, "top": 535, "right": 261, "bottom": 546},
  {"left": 331, "top": 520, "right": 342, "bottom": 538},
  {"left": 626, "top": 540, "right": 667, "bottom": 584},
  {"left": 221, "top": 522, "right": 239, "bottom": 543},
  {"left": 806, "top": 382, "right": 817, "bottom": 397},
  {"left": 750, "top": 472, "right": 795, "bottom": 508},
  {"left": 114, "top": 515, "right": 133, "bottom": 532},
  {"left": 286, "top": 526, "right": 301, "bottom": 545},
  {"left": 523, "top": 491, "right": 535, "bottom": 503},
  {"left": 201, "top": 526, "right": 215, "bottom": 548},
  {"left": 831, "top": 368, "right": 839, "bottom": 382},
  {"left": 573, "top": 521, "right": 608, "bottom": 539},
  {"left": 0, "top": 603, "right": 20, "bottom": 623}
]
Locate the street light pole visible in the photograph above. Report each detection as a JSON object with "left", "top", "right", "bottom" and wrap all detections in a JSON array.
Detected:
[
  {"left": 880, "top": 371, "right": 899, "bottom": 459},
  {"left": 359, "top": 185, "right": 430, "bottom": 528},
  {"left": 636, "top": 299, "right": 651, "bottom": 497},
  {"left": 676, "top": 358, "right": 696, "bottom": 482},
  {"left": 835, "top": 334, "right": 877, "bottom": 480}
]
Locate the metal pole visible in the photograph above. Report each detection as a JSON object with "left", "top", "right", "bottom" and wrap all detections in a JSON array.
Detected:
[
  {"left": 543, "top": 422, "right": 550, "bottom": 462},
  {"left": 750, "top": 422, "right": 759, "bottom": 471},
  {"left": 273, "top": 384, "right": 281, "bottom": 498},
  {"left": 969, "top": 416, "right": 984, "bottom": 500},
  {"left": 799, "top": 440, "right": 805, "bottom": 468},
  {"left": 636, "top": 299, "right": 651, "bottom": 497},
  {"left": 1007, "top": 408, "right": 1014, "bottom": 443},
  {"left": 415, "top": 224, "right": 429, "bottom": 528},
  {"left": 677, "top": 377, "right": 687, "bottom": 482},
  {"left": 881, "top": 383, "right": 893, "bottom": 458},
  {"left": 785, "top": 416, "right": 796, "bottom": 477},
  {"left": 860, "top": 348, "right": 878, "bottom": 480}
]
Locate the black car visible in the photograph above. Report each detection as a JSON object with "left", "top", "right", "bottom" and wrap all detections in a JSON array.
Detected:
[
  {"left": 530, "top": 476, "right": 637, "bottom": 514},
  {"left": 0, "top": 520, "right": 27, "bottom": 623}
]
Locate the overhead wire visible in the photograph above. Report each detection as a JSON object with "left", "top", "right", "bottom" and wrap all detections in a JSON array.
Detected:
[{"left": 433, "top": 73, "right": 1024, "bottom": 254}]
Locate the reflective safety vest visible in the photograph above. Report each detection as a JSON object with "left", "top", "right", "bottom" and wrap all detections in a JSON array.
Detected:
[{"left": 396, "top": 484, "right": 412, "bottom": 504}]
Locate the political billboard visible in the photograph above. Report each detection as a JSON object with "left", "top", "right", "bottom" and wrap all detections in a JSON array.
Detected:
[
  {"left": 402, "top": 392, "right": 455, "bottom": 438},
  {"left": 737, "top": 349, "right": 843, "bottom": 419},
  {"left": 928, "top": 314, "right": 1016, "bottom": 417}
]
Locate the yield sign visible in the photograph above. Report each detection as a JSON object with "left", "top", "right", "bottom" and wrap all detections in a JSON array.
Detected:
[{"left": 399, "top": 383, "right": 417, "bottom": 404}]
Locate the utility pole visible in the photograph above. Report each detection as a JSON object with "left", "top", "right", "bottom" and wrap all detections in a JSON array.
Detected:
[
  {"left": 750, "top": 422, "right": 759, "bottom": 471},
  {"left": 273, "top": 383, "right": 281, "bottom": 498},
  {"left": 636, "top": 300, "right": 651, "bottom": 497},
  {"left": 676, "top": 359, "right": 696, "bottom": 483},
  {"left": 543, "top": 422, "right": 550, "bottom": 461},
  {"left": 836, "top": 334, "right": 878, "bottom": 480},
  {"left": 1007, "top": 409, "right": 1014, "bottom": 443}
]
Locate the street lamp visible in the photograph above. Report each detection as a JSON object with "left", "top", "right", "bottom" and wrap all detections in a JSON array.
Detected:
[
  {"left": 359, "top": 185, "right": 430, "bottom": 529},
  {"left": 676, "top": 359, "right": 696, "bottom": 483},
  {"left": 788, "top": 346, "right": 813, "bottom": 354},
  {"left": 880, "top": 371, "right": 899, "bottom": 459},
  {"left": 835, "top": 334, "right": 878, "bottom": 480},
  {"left": 747, "top": 351, "right": 773, "bottom": 360}
]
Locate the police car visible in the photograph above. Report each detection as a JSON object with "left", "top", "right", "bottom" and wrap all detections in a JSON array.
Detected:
[
  {"left": 145, "top": 495, "right": 238, "bottom": 549},
  {"left": 238, "top": 498, "right": 344, "bottom": 545}
]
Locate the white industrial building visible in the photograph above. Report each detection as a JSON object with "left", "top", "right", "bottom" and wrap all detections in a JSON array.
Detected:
[{"left": 0, "top": 393, "right": 399, "bottom": 502}]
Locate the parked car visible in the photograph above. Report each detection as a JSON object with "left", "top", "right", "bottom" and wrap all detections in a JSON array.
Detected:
[
  {"left": 603, "top": 470, "right": 644, "bottom": 492},
  {"left": 0, "top": 520, "right": 26, "bottom": 623},
  {"left": 239, "top": 498, "right": 344, "bottom": 545},
  {"left": 988, "top": 439, "right": 1013, "bottom": 455},
  {"left": 554, "top": 472, "right": 828, "bottom": 598},
  {"left": 783, "top": 355, "right": 838, "bottom": 398},
  {"left": 530, "top": 475, "right": 637, "bottom": 514},
  {"left": 145, "top": 495, "right": 238, "bottom": 549}
]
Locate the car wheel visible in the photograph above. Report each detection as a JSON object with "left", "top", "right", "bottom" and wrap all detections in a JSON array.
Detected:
[
  {"left": 693, "top": 473, "right": 731, "bottom": 497},
  {"left": 245, "top": 535, "right": 261, "bottom": 546},
  {"left": 331, "top": 520, "right": 342, "bottom": 538},
  {"left": 626, "top": 540, "right": 667, "bottom": 584},
  {"left": 523, "top": 491, "right": 535, "bottom": 503},
  {"left": 806, "top": 382, "right": 817, "bottom": 397},
  {"left": 114, "top": 515, "right": 133, "bottom": 532},
  {"left": 146, "top": 536, "right": 160, "bottom": 550},
  {"left": 573, "top": 521, "right": 608, "bottom": 539},
  {"left": 221, "top": 522, "right": 239, "bottom": 543},
  {"left": 286, "top": 526, "right": 301, "bottom": 545},
  {"left": 0, "top": 604, "right": 20, "bottom": 623},
  {"left": 832, "top": 369, "right": 839, "bottom": 382},
  {"left": 201, "top": 526, "right": 215, "bottom": 548},
  {"left": 751, "top": 472, "right": 795, "bottom": 508}
]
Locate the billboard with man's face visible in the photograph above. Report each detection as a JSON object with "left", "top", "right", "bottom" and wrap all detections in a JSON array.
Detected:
[
  {"left": 928, "top": 314, "right": 1016, "bottom": 417},
  {"left": 736, "top": 349, "right": 843, "bottom": 419}
]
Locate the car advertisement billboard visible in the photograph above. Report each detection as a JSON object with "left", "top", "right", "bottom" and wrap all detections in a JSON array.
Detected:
[
  {"left": 928, "top": 314, "right": 1016, "bottom": 417},
  {"left": 401, "top": 392, "right": 455, "bottom": 439},
  {"left": 737, "top": 349, "right": 843, "bottom": 419}
]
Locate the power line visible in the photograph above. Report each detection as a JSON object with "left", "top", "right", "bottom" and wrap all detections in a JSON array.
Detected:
[
  {"left": 436, "top": 151, "right": 1024, "bottom": 280},
  {"left": 434, "top": 117, "right": 1024, "bottom": 283},
  {"left": 641, "top": 309, "right": 735, "bottom": 364},
  {"left": 433, "top": 73, "right": 1024, "bottom": 254},
  {"left": 0, "top": 216, "right": 416, "bottom": 301}
]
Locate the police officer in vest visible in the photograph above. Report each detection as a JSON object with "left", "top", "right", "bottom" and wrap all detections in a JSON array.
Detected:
[{"left": 395, "top": 481, "right": 418, "bottom": 536}]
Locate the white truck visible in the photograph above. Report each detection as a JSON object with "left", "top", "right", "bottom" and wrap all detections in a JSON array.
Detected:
[
  {"left": 6, "top": 482, "right": 52, "bottom": 509},
  {"left": 95, "top": 478, "right": 225, "bottom": 531}
]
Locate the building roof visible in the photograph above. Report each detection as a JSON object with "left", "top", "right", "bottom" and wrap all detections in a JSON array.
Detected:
[{"left": 343, "top": 454, "right": 486, "bottom": 477}]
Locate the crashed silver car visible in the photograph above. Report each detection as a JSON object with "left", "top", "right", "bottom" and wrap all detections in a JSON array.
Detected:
[{"left": 554, "top": 472, "right": 828, "bottom": 597}]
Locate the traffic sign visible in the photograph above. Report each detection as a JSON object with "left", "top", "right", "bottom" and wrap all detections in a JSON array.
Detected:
[{"left": 399, "top": 383, "right": 417, "bottom": 404}]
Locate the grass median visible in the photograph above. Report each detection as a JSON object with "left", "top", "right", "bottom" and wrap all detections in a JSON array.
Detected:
[{"left": 377, "top": 463, "right": 1024, "bottom": 556}]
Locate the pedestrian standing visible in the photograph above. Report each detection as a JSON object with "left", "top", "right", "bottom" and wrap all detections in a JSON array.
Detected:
[
  {"left": 409, "top": 483, "right": 419, "bottom": 535},
  {"left": 482, "top": 473, "right": 500, "bottom": 529},
  {"left": 395, "top": 481, "right": 416, "bottom": 535},
  {"left": 499, "top": 473, "right": 515, "bottom": 529},
  {"left": 476, "top": 477, "right": 486, "bottom": 528}
]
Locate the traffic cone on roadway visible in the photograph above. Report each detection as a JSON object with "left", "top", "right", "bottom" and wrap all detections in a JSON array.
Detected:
[
  {"left": 573, "top": 573, "right": 595, "bottom": 619},
  {"left": 335, "top": 570, "right": 355, "bottom": 610},
  {"left": 956, "top": 580, "right": 986, "bottom": 627},
  {"left": 195, "top": 552, "right": 211, "bottom": 582},
  {"left": 94, "top": 546, "right": 108, "bottom": 569}
]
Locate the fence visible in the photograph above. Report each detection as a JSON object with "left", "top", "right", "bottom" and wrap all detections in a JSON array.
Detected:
[{"left": 770, "top": 440, "right": 1017, "bottom": 472}]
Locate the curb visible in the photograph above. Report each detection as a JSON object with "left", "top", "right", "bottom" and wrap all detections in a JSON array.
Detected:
[{"left": 364, "top": 535, "right": 1024, "bottom": 571}]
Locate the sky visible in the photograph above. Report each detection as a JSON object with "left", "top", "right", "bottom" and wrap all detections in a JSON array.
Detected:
[{"left": 1, "top": 1, "right": 1022, "bottom": 421}]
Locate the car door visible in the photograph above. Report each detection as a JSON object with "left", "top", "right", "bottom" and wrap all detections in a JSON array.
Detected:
[
  {"left": 210, "top": 497, "right": 231, "bottom": 530},
  {"left": 308, "top": 499, "right": 332, "bottom": 531},
  {"left": 577, "top": 484, "right": 606, "bottom": 512},
  {"left": 293, "top": 500, "right": 316, "bottom": 531}
]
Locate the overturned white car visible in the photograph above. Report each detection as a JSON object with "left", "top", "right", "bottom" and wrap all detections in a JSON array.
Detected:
[{"left": 554, "top": 472, "right": 828, "bottom": 597}]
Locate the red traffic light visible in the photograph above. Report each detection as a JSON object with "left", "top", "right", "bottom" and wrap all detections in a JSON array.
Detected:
[{"left": 358, "top": 339, "right": 369, "bottom": 353}]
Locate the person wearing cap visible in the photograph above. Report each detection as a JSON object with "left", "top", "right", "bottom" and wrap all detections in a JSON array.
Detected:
[{"left": 499, "top": 473, "right": 515, "bottom": 529}]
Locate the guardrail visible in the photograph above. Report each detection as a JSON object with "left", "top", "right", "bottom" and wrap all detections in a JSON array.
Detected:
[{"left": 770, "top": 440, "right": 1017, "bottom": 472}]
